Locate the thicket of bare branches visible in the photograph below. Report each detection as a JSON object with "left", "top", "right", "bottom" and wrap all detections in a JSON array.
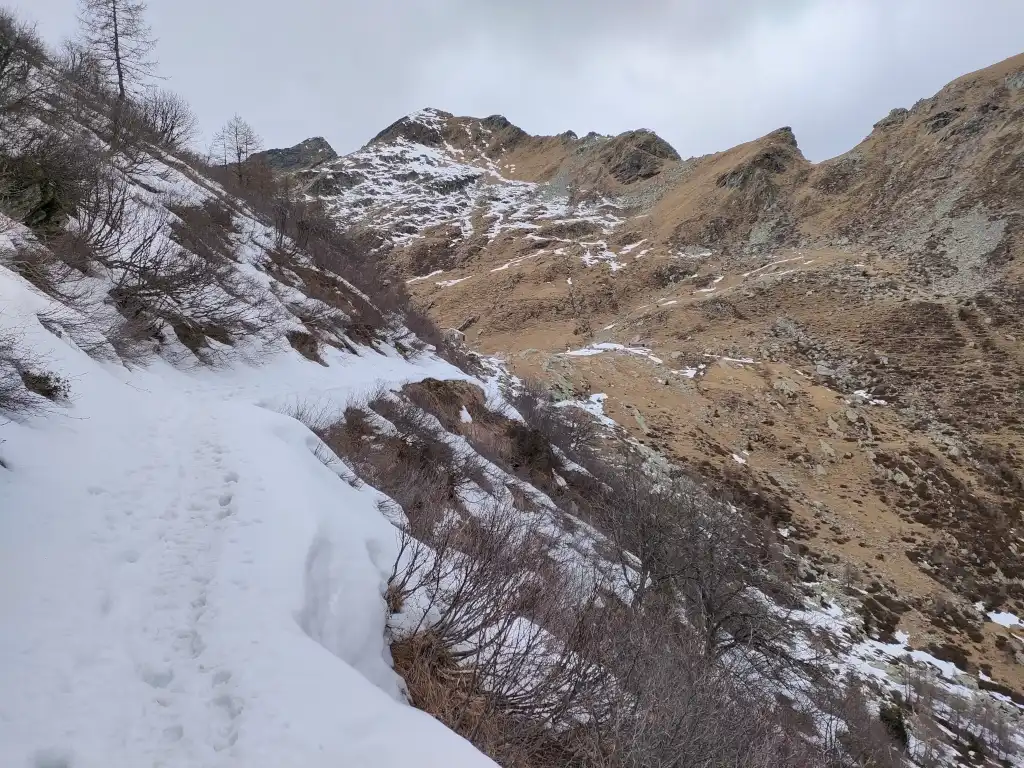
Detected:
[
  {"left": 0, "top": 9, "right": 46, "bottom": 124},
  {"left": 134, "top": 88, "right": 198, "bottom": 150},
  {"left": 290, "top": 388, "right": 905, "bottom": 767},
  {"left": 508, "top": 377, "right": 597, "bottom": 458}
]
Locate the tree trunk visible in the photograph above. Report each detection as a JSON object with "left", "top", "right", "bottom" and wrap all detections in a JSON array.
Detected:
[{"left": 111, "top": 0, "right": 126, "bottom": 101}]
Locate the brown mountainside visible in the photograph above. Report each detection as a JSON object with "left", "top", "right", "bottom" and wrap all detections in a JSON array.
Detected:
[{"left": 274, "top": 53, "right": 1024, "bottom": 696}]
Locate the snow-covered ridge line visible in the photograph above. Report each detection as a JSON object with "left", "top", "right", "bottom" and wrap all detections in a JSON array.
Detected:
[{"left": 299, "top": 128, "right": 622, "bottom": 252}]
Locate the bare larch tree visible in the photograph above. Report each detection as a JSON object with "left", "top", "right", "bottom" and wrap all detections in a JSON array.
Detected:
[
  {"left": 77, "top": 0, "right": 156, "bottom": 101},
  {"left": 210, "top": 114, "right": 263, "bottom": 184}
]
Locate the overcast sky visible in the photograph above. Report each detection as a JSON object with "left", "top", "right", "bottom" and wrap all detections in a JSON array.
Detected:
[{"left": 14, "top": 0, "right": 1024, "bottom": 162}]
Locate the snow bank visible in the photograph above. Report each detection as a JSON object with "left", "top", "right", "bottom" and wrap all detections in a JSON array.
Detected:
[{"left": 0, "top": 267, "right": 494, "bottom": 767}]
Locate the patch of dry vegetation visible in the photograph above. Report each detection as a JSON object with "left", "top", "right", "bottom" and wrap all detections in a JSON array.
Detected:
[{"left": 288, "top": 383, "right": 912, "bottom": 767}]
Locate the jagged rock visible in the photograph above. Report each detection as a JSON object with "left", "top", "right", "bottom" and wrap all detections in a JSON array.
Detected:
[
  {"left": 369, "top": 112, "right": 446, "bottom": 147},
  {"left": 599, "top": 129, "right": 680, "bottom": 184},
  {"left": 774, "top": 378, "right": 801, "bottom": 398},
  {"left": 892, "top": 470, "right": 912, "bottom": 487},
  {"left": 874, "top": 108, "right": 910, "bottom": 130},
  {"left": 820, "top": 441, "right": 837, "bottom": 462},
  {"left": 442, "top": 328, "right": 466, "bottom": 345},
  {"left": 305, "top": 170, "right": 364, "bottom": 196},
  {"left": 256, "top": 137, "right": 337, "bottom": 171}
]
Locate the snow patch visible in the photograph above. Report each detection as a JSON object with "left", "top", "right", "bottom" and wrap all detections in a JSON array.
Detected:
[
  {"left": 436, "top": 276, "right": 471, "bottom": 288},
  {"left": 563, "top": 343, "right": 663, "bottom": 365},
  {"left": 989, "top": 611, "right": 1022, "bottom": 628}
]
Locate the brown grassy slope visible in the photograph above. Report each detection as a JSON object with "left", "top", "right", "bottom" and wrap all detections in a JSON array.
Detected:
[{"left": 380, "top": 52, "right": 1024, "bottom": 696}]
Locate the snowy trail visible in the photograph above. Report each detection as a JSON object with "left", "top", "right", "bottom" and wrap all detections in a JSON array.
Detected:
[{"left": 0, "top": 273, "right": 495, "bottom": 767}]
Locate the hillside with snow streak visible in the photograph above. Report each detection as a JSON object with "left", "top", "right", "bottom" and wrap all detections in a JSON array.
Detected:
[{"left": 4, "top": 7, "right": 1024, "bottom": 764}]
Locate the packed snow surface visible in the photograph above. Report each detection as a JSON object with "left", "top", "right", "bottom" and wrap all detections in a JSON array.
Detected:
[{"left": 0, "top": 268, "right": 495, "bottom": 767}]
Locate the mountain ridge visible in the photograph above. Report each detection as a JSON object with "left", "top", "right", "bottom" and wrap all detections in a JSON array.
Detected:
[{"left": 263, "top": 49, "right": 1024, "bottom": 703}]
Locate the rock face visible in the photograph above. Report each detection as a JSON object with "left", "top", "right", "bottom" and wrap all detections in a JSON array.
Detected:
[
  {"left": 369, "top": 110, "right": 450, "bottom": 148},
  {"left": 256, "top": 136, "right": 338, "bottom": 171},
  {"left": 599, "top": 129, "right": 680, "bottom": 184}
]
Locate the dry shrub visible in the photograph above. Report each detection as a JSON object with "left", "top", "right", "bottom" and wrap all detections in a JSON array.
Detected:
[
  {"left": 298, "top": 382, "right": 886, "bottom": 766},
  {"left": 19, "top": 369, "right": 70, "bottom": 400},
  {"left": 386, "top": 504, "right": 610, "bottom": 766},
  {"left": 166, "top": 197, "right": 237, "bottom": 263},
  {"left": 509, "top": 378, "right": 598, "bottom": 459},
  {"left": 385, "top": 495, "right": 832, "bottom": 767},
  {"left": 102, "top": 311, "right": 158, "bottom": 364},
  {"left": 0, "top": 123, "right": 104, "bottom": 234},
  {"left": 0, "top": 324, "right": 34, "bottom": 414},
  {"left": 213, "top": 165, "right": 406, "bottom": 345},
  {"left": 818, "top": 679, "right": 905, "bottom": 768},
  {"left": 314, "top": 397, "right": 475, "bottom": 536},
  {"left": 460, "top": 415, "right": 564, "bottom": 498},
  {"left": 0, "top": 154, "right": 257, "bottom": 361},
  {"left": 460, "top": 420, "right": 514, "bottom": 469},
  {"left": 0, "top": 323, "right": 66, "bottom": 416},
  {"left": 98, "top": 197, "right": 269, "bottom": 358},
  {"left": 581, "top": 452, "right": 815, "bottom": 683},
  {"left": 4, "top": 237, "right": 93, "bottom": 306},
  {"left": 285, "top": 329, "right": 325, "bottom": 365},
  {"left": 133, "top": 88, "right": 199, "bottom": 150},
  {"left": 0, "top": 9, "right": 46, "bottom": 121},
  {"left": 402, "top": 378, "right": 498, "bottom": 433}
]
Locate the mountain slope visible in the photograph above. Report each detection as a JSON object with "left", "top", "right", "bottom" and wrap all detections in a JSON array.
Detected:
[
  {"left": 277, "top": 52, "right": 1024, "bottom": 704},
  {"left": 4, "top": 8, "right": 1024, "bottom": 763}
]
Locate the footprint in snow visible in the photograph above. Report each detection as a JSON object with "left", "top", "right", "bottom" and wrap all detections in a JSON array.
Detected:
[
  {"left": 217, "top": 493, "right": 236, "bottom": 519},
  {"left": 138, "top": 663, "right": 175, "bottom": 689}
]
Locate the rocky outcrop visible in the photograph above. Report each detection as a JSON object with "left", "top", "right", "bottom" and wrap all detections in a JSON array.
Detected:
[
  {"left": 369, "top": 110, "right": 450, "bottom": 147},
  {"left": 598, "top": 129, "right": 680, "bottom": 184},
  {"left": 256, "top": 137, "right": 338, "bottom": 171}
]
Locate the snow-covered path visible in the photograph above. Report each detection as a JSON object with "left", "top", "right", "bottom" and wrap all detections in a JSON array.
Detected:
[{"left": 0, "top": 271, "right": 494, "bottom": 767}]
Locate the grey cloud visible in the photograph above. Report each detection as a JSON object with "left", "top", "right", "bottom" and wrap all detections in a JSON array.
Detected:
[{"left": 14, "top": 0, "right": 1024, "bottom": 163}]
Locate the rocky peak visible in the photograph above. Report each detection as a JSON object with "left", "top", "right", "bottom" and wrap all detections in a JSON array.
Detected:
[
  {"left": 715, "top": 127, "right": 805, "bottom": 191},
  {"left": 598, "top": 129, "right": 681, "bottom": 184},
  {"left": 365, "top": 108, "right": 543, "bottom": 170},
  {"left": 769, "top": 126, "right": 798, "bottom": 148},
  {"left": 368, "top": 108, "right": 453, "bottom": 148},
  {"left": 256, "top": 136, "right": 337, "bottom": 171}
]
